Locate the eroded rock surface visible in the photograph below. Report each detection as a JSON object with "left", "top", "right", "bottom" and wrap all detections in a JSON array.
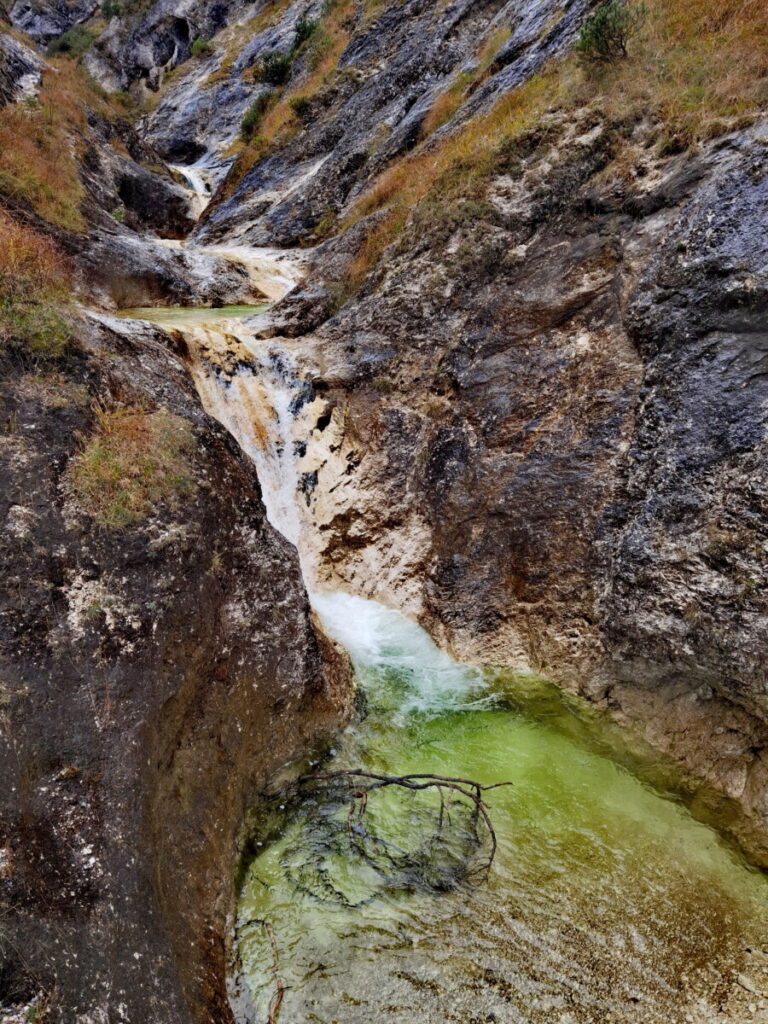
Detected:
[
  {"left": 0, "top": 318, "right": 351, "bottom": 1022},
  {"left": 236, "top": 119, "right": 768, "bottom": 860}
]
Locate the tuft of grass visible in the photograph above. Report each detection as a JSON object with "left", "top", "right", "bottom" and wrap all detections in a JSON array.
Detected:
[
  {"left": 191, "top": 36, "right": 213, "bottom": 58},
  {"left": 70, "top": 407, "right": 196, "bottom": 528},
  {"left": 240, "top": 91, "right": 274, "bottom": 140},
  {"left": 0, "top": 209, "right": 73, "bottom": 362},
  {"left": 255, "top": 50, "right": 293, "bottom": 85}
]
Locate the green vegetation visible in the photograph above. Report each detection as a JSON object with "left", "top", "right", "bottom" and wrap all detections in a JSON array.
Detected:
[
  {"left": 240, "top": 91, "right": 273, "bottom": 140},
  {"left": 576, "top": 0, "right": 646, "bottom": 63},
  {"left": 0, "top": 209, "right": 73, "bottom": 363},
  {"left": 70, "top": 407, "right": 196, "bottom": 528},
  {"left": 191, "top": 36, "right": 213, "bottom": 58},
  {"left": 293, "top": 16, "right": 318, "bottom": 49},
  {"left": 256, "top": 50, "right": 293, "bottom": 85},
  {"left": 101, "top": 0, "right": 121, "bottom": 17},
  {"left": 46, "top": 26, "right": 96, "bottom": 58}
]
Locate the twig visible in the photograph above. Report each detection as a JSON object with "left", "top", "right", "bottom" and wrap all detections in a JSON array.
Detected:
[{"left": 249, "top": 919, "right": 284, "bottom": 1024}]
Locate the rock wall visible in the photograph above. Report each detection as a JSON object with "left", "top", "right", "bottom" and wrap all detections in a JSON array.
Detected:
[
  {"left": 241, "top": 117, "right": 768, "bottom": 861},
  {"left": 0, "top": 318, "right": 351, "bottom": 1022}
]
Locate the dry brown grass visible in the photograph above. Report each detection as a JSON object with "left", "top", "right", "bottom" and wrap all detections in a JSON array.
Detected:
[
  {"left": 0, "top": 209, "right": 71, "bottom": 300},
  {"left": 0, "top": 208, "right": 74, "bottom": 359},
  {"left": 70, "top": 406, "right": 196, "bottom": 528},
  {"left": 0, "top": 58, "right": 117, "bottom": 231},
  {"left": 340, "top": 0, "right": 768, "bottom": 294}
]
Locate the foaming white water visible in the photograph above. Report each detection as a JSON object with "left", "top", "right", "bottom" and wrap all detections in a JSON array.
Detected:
[
  {"left": 168, "top": 160, "right": 213, "bottom": 217},
  {"left": 199, "top": 245, "right": 309, "bottom": 300},
  {"left": 310, "top": 590, "right": 489, "bottom": 715}
]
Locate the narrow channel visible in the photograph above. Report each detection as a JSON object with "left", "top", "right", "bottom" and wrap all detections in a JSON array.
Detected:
[{"left": 119, "top": 291, "right": 768, "bottom": 1024}]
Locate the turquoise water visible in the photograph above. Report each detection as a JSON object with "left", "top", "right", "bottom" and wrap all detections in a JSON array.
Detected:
[{"left": 232, "top": 593, "right": 768, "bottom": 1023}]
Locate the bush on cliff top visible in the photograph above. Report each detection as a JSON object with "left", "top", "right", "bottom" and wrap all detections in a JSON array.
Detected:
[
  {"left": 70, "top": 407, "right": 197, "bottom": 528},
  {"left": 576, "top": 1, "right": 646, "bottom": 64}
]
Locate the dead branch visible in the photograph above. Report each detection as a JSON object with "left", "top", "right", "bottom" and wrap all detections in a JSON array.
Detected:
[{"left": 280, "top": 768, "right": 512, "bottom": 875}]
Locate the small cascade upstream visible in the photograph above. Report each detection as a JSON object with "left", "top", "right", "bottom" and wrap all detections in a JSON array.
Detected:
[
  {"left": 115, "top": 222, "right": 768, "bottom": 1024},
  {"left": 168, "top": 160, "right": 215, "bottom": 218}
]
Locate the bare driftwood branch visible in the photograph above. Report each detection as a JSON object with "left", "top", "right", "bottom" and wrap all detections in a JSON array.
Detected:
[{"left": 280, "top": 768, "right": 512, "bottom": 875}]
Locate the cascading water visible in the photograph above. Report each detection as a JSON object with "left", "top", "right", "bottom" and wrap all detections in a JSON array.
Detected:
[
  {"left": 185, "top": 325, "right": 310, "bottom": 546},
  {"left": 168, "top": 159, "right": 214, "bottom": 218},
  {"left": 117, "top": 260, "right": 768, "bottom": 1024}
]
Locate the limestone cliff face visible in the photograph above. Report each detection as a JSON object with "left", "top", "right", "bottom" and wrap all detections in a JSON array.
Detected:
[
  {"left": 0, "top": 317, "right": 351, "bottom": 1022},
  {"left": 251, "top": 117, "right": 768, "bottom": 859}
]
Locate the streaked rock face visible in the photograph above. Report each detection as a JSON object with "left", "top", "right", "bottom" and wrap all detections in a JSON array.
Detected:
[
  {"left": 0, "top": 317, "right": 352, "bottom": 1023},
  {"left": 9, "top": 0, "right": 97, "bottom": 43},
  {"left": 0, "top": 33, "right": 43, "bottom": 104}
]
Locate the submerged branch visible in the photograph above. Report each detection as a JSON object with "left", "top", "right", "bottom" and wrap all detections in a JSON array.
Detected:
[{"left": 280, "top": 768, "right": 513, "bottom": 875}]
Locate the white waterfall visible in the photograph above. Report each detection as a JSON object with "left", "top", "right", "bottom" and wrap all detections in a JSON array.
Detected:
[{"left": 168, "top": 160, "right": 214, "bottom": 217}]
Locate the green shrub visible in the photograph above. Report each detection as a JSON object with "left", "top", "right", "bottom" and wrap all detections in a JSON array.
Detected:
[
  {"left": 289, "top": 94, "right": 311, "bottom": 118},
  {"left": 256, "top": 50, "right": 292, "bottom": 85},
  {"left": 575, "top": 1, "right": 645, "bottom": 63},
  {"left": 46, "top": 26, "right": 96, "bottom": 58},
  {"left": 240, "top": 91, "right": 273, "bottom": 140},
  {"left": 101, "top": 0, "right": 121, "bottom": 17},
  {"left": 293, "top": 16, "right": 318, "bottom": 51},
  {"left": 191, "top": 36, "right": 213, "bottom": 58}
]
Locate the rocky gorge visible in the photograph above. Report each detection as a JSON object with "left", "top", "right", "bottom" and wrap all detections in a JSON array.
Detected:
[{"left": 1, "top": 0, "right": 768, "bottom": 1021}]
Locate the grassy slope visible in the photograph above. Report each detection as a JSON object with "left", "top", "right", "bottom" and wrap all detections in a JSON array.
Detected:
[{"left": 337, "top": 0, "right": 768, "bottom": 293}]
